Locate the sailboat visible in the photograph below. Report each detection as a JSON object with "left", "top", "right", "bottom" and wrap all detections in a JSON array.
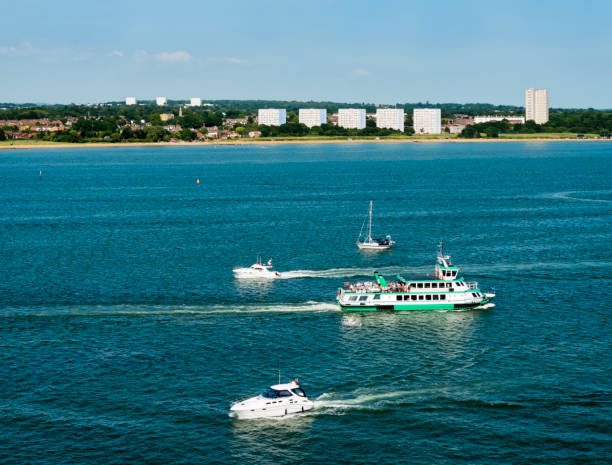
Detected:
[{"left": 356, "top": 200, "right": 395, "bottom": 250}]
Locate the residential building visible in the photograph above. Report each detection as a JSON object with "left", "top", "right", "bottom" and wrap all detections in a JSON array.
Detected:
[
  {"left": 160, "top": 113, "right": 174, "bottom": 122},
  {"left": 125, "top": 97, "right": 136, "bottom": 105},
  {"left": 156, "top": 96, "right": 167, "bottom": 106},
  {"left": 190, "top": 97, "right": 202, "bottom": 107},
  {"left": 258, "top": 109, "right": 287, "bottom": 126},
  {"left": 413, "top": 108, "right": 441, "bottom": 134},
  {"left": 474, "top": 115, "right": 525, "bottom": 124},
  {"left": 525, "top": 88, "right": 549, "bottom": 124},
  {"left": 446, "top": 124, "right": 466, "bottom": 134},
  {"left": 376, "top": 108, "right": 404, "bottom": 132},
  {"left": 248, "top": 131, "right": 262, "bottom": 138},
  {"left": 338, "top": 108, "right": 366, "bottom": 129},
  {"left": 298, "top": 109, "right": 327, "bottom": 128}
]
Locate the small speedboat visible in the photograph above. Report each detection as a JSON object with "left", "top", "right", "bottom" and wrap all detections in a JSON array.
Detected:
[
  {"left": 230, "top": 379, "right": 314, "bottom": 419},
  {"left": 233, "top": 258, "right": 281, "bottom": 279}
]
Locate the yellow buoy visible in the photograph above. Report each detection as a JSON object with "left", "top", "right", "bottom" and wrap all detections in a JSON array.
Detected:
[{"left": 196, "top": 179, "right": 200, "bottom": 184}]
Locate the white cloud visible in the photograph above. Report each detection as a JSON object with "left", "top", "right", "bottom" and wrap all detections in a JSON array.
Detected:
[
  {"left": 0, "top": 42, "right": 36, "bottom": 57},
  {"left": 156, "top": 50, "right": 192, "bottom": 62},
  {"left": 109, "top": 50, "right": 124, "bottom": 57},
  {"left": 350, "top": 68, "right": 371, "bottom": 77}
]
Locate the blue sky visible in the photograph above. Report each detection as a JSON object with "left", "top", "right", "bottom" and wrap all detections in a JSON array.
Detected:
[{"left": 1, "top": 0, "right": 611, "bottom": 107}]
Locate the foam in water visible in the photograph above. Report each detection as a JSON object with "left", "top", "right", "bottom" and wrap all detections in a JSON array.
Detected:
[{"left": 0, "top": 302, "right": 340, "bottom": 317}]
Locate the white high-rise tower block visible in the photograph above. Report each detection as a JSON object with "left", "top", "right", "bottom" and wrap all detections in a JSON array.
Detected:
[
  {"left": 299, "top": 109, "right": 327, "bottom": 128},
  {"left": 525, "top": 88, "right": 549, "bottom": 124},
  {"left": 258, "top": 109, "right": 287, "bottom": 126},
  {"left": 190, "top": 97, "right": 202, "bottom": 107},
  {"left": 338, "top": 109, "right": 366, "bottom": 129},
  {"left": 376, "top": 109, "right": 404, "bottom": 132},
  {"left": 156, "top": 97, "right": 167, "bottom": 106},
  {"left": 125, "top": 97, "right": 136, "bottom": 105},
  {"left": 413, "top": 108, "right": 441, "bottom": 134}
]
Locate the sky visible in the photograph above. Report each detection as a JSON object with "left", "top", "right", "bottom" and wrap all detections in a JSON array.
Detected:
[{"left": 1, "top": 0, "right": 611, "bottom": 107}]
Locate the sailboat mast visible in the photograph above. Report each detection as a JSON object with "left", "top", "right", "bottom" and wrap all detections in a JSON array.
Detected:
[{"left": 368, "top": 200, "right": 373, "bottom": 240}]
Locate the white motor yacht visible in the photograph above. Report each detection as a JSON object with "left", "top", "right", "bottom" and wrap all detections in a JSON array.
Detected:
[
  {"left": 230, "top": 379, "right": 314, "bottom": 419},
  {"left": 233, "top": 258, "right": 281, "bottom": 279}
]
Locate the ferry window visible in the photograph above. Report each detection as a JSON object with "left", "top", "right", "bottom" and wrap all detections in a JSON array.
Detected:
[
  {"left": 433, "top": 295, "right": 439, "bottom": 300},
  {"left": 452, "top": 271, "right": 457, "bottom": 277},
  {"left": 440, "top": 295, "right": 446, "bottom": 300},
  {"left": 359, "top": 296, "right": 368, "bottom": 301},
  {"left": 349, "top": 296, "right": 358, "bottom": 301},
  {"left": 431, "top": 283, "right": 437, "bottom": 288},
  {"left": 426, "top": 295, "right": 432, "bottom": 300},
  {"left": 418, "top": 295, "right": 424, "bottom": 300},
  {"left": 472, "top": 293, "right": 477, "bottom": 297},
  {"left": 417, "top": 283, "right": 423, "bottom": 289},
  {"left": 373, "top": 294, "right": 380, "bottom": 300},
  {"left": 411, "top": 295, "right": 417, "bottom": 301},
  {"left": 404, "top": 295, "right": 410, "bottom": 300},
  {"left": 396, "top": 295, "right": 402, "bottom": 301},
  {"left": 424, "top": 283, "right": 430, "bottom": 288},
  {"left": 446, "top": 283, "right": 452, "bottom": 288},
  {"left": 292, "top": 388, "right": 306, "bottom": 397}
]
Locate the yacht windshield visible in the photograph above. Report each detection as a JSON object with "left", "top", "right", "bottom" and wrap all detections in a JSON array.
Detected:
[
  {"left": 262, "top": 389, "right": 277, "bottom": 398},
  {"left": 292, "top": 388, "right": 307, "bottom": 397},
  {"left": 261, "top": 389, "right": 293, "bottom": 398}
]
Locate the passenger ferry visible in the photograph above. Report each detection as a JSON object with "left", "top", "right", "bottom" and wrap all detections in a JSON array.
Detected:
[{"left": 337, "top": 242, "right": 495, "bottom": 312}]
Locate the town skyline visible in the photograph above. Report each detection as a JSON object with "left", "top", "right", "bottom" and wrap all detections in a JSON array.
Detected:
[{"left": 1, "top": 0, "right": 611, "bottom": 108}]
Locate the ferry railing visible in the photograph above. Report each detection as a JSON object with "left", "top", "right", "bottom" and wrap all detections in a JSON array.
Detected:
[{"left": 466, "top": 281, "right": 479, "bottom": 290}]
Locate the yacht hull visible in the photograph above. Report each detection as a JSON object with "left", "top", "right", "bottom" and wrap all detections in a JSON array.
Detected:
[{"left": 230, "top": 401, "right": 314, "bottom": 420}]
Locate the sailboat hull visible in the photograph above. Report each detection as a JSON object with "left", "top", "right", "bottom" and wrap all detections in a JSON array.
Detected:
[{"left": 357, "top": 242, "right": 392, "bottom": 250}]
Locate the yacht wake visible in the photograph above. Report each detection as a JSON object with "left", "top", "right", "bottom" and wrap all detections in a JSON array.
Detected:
[
  {"left": 543, "top": 190, "right": 612, "bottom": 203},
  {"left": 278, "top": 266, "right": 428, "bottom": 279},
  {"left": 314, "top": 388, "right": 431, "bottom": 412}
]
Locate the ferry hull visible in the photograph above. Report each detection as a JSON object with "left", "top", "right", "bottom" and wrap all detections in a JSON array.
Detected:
[{"left": 338, "top": 299, "right": 493, "bottom": 312}]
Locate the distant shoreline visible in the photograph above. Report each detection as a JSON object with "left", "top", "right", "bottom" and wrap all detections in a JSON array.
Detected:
[{"left": 0, "top": 137, "right": 609, "bottom": 150}]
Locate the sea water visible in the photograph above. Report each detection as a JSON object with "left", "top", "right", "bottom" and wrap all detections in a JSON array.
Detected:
[{"left": 0, "top": 142, "right": 610, "bottom": 464}]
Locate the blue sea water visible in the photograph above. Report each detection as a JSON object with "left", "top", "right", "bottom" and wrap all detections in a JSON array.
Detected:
[{"left": 0, "top": 141, "right": 611, "bottom": 464}]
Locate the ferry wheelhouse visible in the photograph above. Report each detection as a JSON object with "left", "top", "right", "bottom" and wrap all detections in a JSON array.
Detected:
[{"left": 337, "top": 242, "right": 495, "bottom": 312}]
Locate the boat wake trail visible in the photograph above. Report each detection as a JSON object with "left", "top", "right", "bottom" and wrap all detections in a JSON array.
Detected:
[
  {"left": 313, "top": 388, "right": 437, "bottom": 413},
  {"left": 543, "top": 190, "right": 612, "bottom": 203},
  {"left": 1, "top": 301, "right": 340, "bottom": 318},
  {"left": 279, "top": 266, "right": 428, "bottom": 279}
]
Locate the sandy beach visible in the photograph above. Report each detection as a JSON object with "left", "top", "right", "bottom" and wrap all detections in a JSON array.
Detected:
[{"left": 0, "top": 137, "right": 609, "bottom": 151}]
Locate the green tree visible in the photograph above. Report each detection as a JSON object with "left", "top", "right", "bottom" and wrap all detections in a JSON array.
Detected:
[
  {"left": 180, "top": 128, "right": 197, "bottom": 141},
  {"left": 0, "top": 128, "right": 6, "bottom": 141},
  {"left": 120, "top": 127, "right": 134, "bottom": 140},
  {"left": 485, "top": 126, "right": 499, "bottom": 138}
]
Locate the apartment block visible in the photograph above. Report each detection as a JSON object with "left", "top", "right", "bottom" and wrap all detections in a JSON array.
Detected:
[
  {"left": 525, "top": 88, "right": 549, "bottom": 124},
  {"left": 413, "top": 108, "right": 441, "bottom": 134},
  {"left": 125, "top": 97, "right": 136, "bottom": 105},
  {"left": 338, "top": 108, "right": 366, "bottom": 129},
  {"left": 376, "top": 108, "right": 404, "bottom": 132},
  {"left": 474, "top": 115, "right": 525, "bottom": 124},
  {"left": 298, "top": 109, "right": 327, "bottom": 128},
  {"left": 156, "top": 97, "right": 167, "bottom": 106},
  {"left": 190, "top": 97, "right": 202, "bottom": 107},
  {"left": 258, "top": 109, "right": 287, "bottom": 126}
]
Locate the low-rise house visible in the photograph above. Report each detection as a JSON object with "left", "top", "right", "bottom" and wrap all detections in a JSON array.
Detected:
[{"left": 248, "top": 131, "right": 261, "bottom": 138}]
